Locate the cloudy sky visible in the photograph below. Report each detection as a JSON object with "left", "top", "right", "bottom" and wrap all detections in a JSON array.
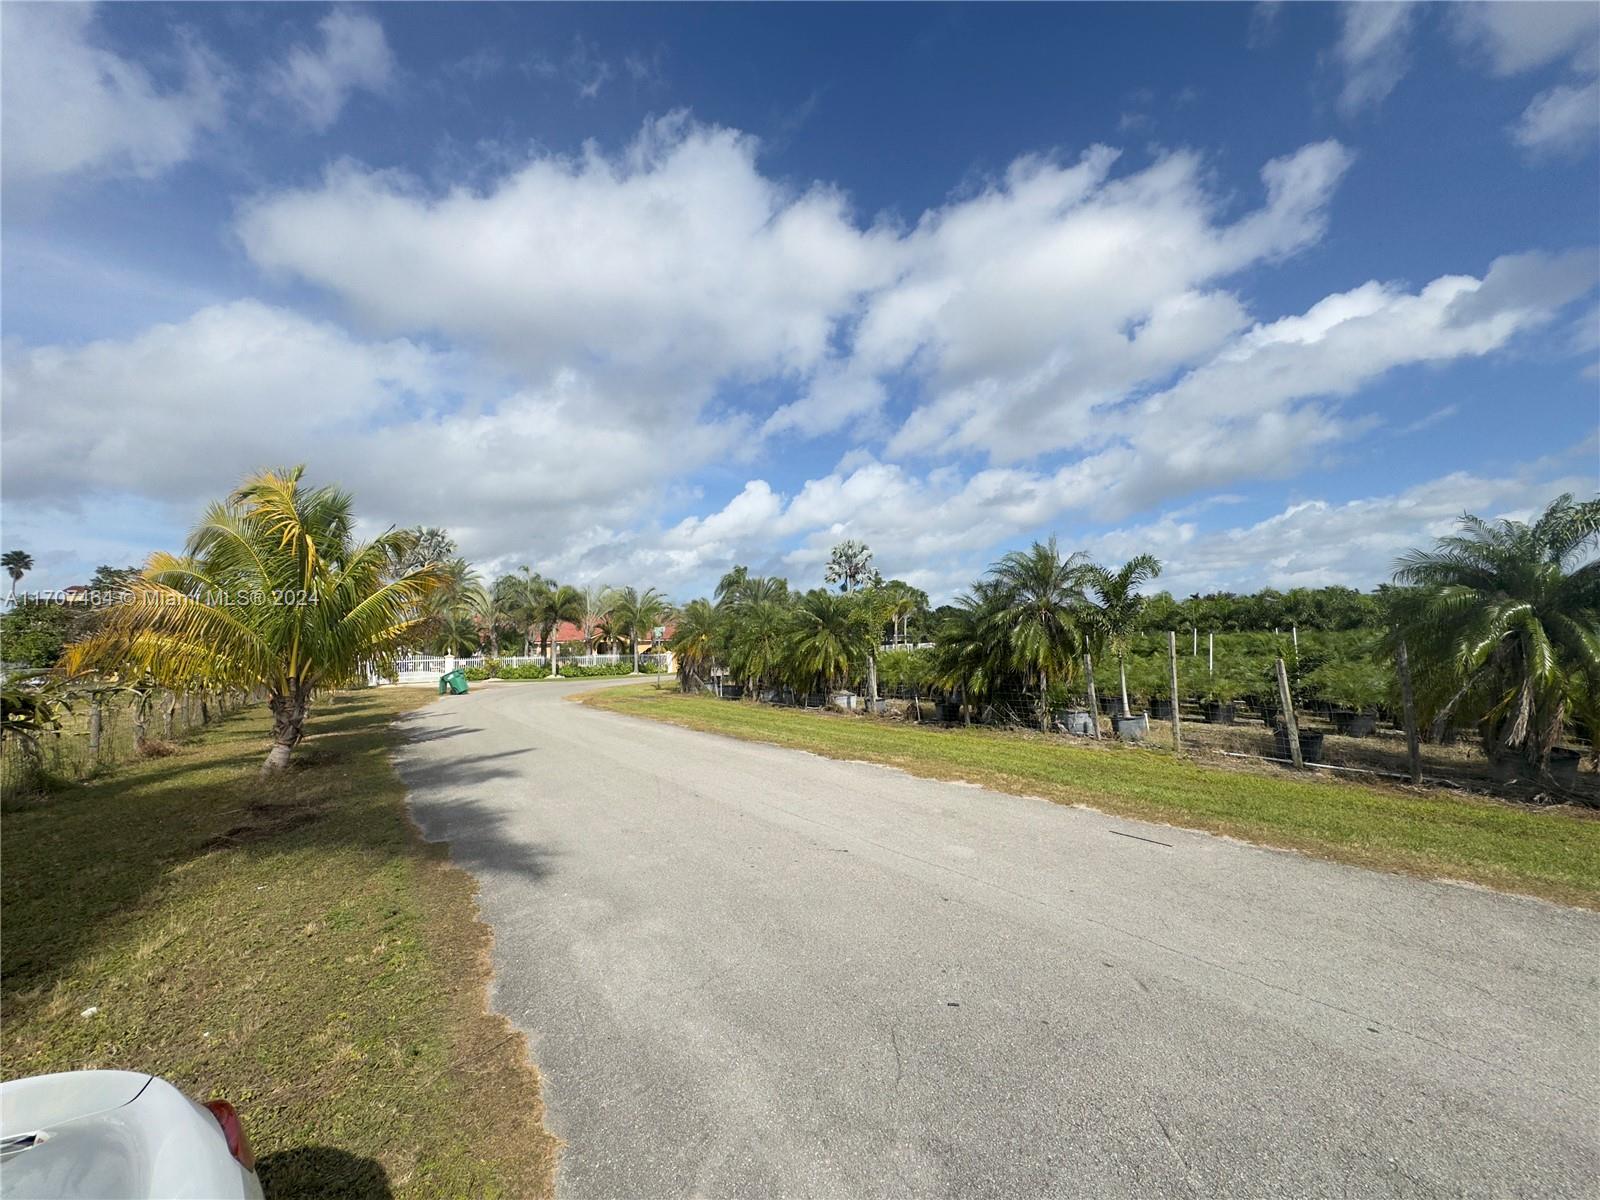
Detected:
[{"left": 2, "top": 2, "right": 1596, "bottom": 601}]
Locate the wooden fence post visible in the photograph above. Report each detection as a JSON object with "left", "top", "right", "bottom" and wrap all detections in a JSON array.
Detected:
[
  {"left": 1083, "top": 653, "right": 1101, "bottom": 740},
  {"left": 1275, "top": 656, "right": 1303, "bottom": 768},
  {"left": 1396, "top": 639, "right": 1422, "bottom": 785},
  {"left": 1168, "top": 631, "right": 1183, "bottom": 752}
]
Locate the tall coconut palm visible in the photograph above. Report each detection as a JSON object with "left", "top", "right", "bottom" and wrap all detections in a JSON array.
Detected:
[
  {"left": 1083, "top": 554, "right": 1163, "bottom": 718},
  {"left": 3, "top": 550, "right": 33, "bottom": 601},
  {"left": 784, "top": 590, "right": 870, "bottom": 693},
  {"left": 610, "top": 586, "right": 671, "bottom": 673},
  {"left": 533, "top": 582, "right": 584, "bottom": 676},
  {"left": 1390, "top": 493, "right": 1599, "bottom": 775},
  {"left": 63, "top": 467, "right": 446, "bottom": 771},
  {"left": 668, "top": 598, "right": 720, "bottom": 692},
  {"left": 988, "top": 537, "right": 1092, "bottom": 731}
]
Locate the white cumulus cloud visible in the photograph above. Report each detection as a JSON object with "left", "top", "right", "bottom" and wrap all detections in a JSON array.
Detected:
[
  {"left": 0, "top": 3, "right": 226, "bottom": 187},
  {"left": 264, "top": 9, "right": 396, "bottom": 132}
]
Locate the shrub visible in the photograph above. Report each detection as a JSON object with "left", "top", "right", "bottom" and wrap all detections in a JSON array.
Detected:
[
  {"left": 463, "top": 666, "right": 493, "bottom": 682},
  {"left": 1304, "top": 657, "right": 1392, "bottom": 711},
  {"left": 556, "top": 662, "right": 634, "bottom": 678},
  {"left": 499, "top": 663, "right": 551, "bottom": 680}
]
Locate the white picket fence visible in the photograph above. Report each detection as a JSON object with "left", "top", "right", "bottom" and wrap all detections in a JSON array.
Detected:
[{"left": 387, "top": 651, "right": 671, "bottom": 685}]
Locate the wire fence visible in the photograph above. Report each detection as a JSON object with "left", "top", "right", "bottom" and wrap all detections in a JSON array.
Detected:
[{"left": 1, "top": 688, "right": 262, "bottom": 800}]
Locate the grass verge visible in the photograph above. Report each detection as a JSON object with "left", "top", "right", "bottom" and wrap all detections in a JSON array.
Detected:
[
  {"left": 580, "top": 684, "right": 1600, "bottom": 909},
  {"left": 2, "top": 689, "right": 557, "bottom": 1199}
]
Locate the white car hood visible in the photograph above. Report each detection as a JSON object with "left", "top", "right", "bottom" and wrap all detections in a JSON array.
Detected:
[{"left": 1, "top": 1071, "right": 152, "bottom": 1134}]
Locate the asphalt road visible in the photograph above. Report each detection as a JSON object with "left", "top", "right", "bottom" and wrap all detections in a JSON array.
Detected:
[{"left": 393, "top": 679, "right": 1600, "bottom": 1200}]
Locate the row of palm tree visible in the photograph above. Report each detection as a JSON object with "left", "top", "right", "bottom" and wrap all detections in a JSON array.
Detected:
[
  {"left": 668, "top": 548, "right": 1157, "bottom": 730},
  {"left": 420, "top": 562, "right": 671, "bottom": 674},
  {"left": 672, "top": 496, "right": 1599, "bottom": 783},
  {"left": 919, "top": 541, "right": 1162, "bottom": 732},
  {"left": 39, "top": 463, "right": 1600, "bottom": 782}
]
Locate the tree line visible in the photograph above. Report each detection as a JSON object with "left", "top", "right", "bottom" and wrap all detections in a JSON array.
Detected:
[
  {"left": 669, "top": 496, "right": 1598, "bottom": 780},
  {"left": 5, "top": 467, "right": 1594, "bottom": 781}
]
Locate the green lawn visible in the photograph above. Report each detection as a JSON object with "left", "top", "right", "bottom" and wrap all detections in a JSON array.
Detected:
[
  {"left": 581, "top": 684, "right": 1600, "bottom": 909},
  {"left": 2, "top": 689, "right": 557, "bottom": 1199}
]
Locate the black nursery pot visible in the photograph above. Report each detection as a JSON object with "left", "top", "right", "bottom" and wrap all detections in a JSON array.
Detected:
[
  {"left": 1333, "top": 710, "right": 1377, "bottom": 737},
  {"left": 1203, "top": 701, "right": 1237, "bottom": 725},
  {"left": 1149, "top": 698, "right": 1174, "bottom": 719},
  {"left": 1274, "top": 726, "right": 1325, "bottom": 764},
  {"left": 1548, "top": 747, "right": 1581, "bottom": 788}
]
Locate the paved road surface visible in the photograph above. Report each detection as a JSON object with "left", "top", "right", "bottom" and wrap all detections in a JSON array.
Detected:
[{"left": 394, "top": 679, "right": 1599, "bottom": 1199}]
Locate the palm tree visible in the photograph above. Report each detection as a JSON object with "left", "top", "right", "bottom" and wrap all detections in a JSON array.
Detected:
[
  {"left": 854, "top": 584, "right": 900, "bottom": 711},
  {"left": 609, "top": 586, "right": 671, "bottom": 673},
  {"left": 881, "top": 580, "right": 926, "bottom": 646},
  {"left": 493, "top": 567, "right": 546, "bottom": 655},
  {"left": 434, "top": 609, "right": 483, "bottom": 657},
  {"left": 63, "top": 467, "right": 446, "bottom": 771},
  {"left": 3, "top": 550, "right": 33, "bottom": 601},
  {"left": 668, "top": 598, "right": 720, "bottom": 692},
  {"left": 1390, "top": 493, "right": 1599, "bottom": 776},
  {"left": 715, "top": 567, "right": 788, "bottom": 610},
  {"left": 784, "top": 590, "right": 870, "bottom": 693},
  {"left": 579, "top": 584, "right": 618, "bottom": 653},
  {"left": 1084, "top": 554, "right": 1163, "bottom": 717},
  {"left": 988, "top": 537, "right": 1092, "bottom": 731},
  {"left": 715, "top": 565, "right": 750, "bottom": 608},
  {"left": 475, "top": 580, "right": 522, "bottom": 656},
  {"left": 728, "top": 599, "right": 790, "bottom": 696},
  {"left": 930, "top": 582, "right": 1006, "bottom": 726},
  {"left": 424, "top": 557, "right": 483, "bottom": 657},
  {"left": 533, "top": 582, "right": 584, "bottom": 676}
]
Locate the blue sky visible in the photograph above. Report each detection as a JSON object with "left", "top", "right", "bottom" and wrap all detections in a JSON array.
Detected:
[{"left": 3, "top": 1, "right": 1597, "bottom": 600}]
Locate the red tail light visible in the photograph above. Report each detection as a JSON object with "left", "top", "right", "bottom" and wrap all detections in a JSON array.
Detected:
[{"left": 203, "top": 1099, "right": 257, "bottom": 1171}]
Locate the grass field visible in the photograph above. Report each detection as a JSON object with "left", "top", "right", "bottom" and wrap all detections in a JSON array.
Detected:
[
  {"left": 581, "top": 684, "right": 1600, "bottom": 909},
  {"left": 2, "top": 689, "right": 556, "bottom": 1199}
]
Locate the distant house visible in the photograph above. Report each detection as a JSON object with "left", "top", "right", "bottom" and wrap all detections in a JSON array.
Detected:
[{"left": 550, "top": 619, "right": 675, "bottom": 653}]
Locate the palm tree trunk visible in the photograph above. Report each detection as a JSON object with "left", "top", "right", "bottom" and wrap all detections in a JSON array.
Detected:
[
  {"left": 631, "top": 634, "right": 640, "bottom": 674},
  {"left": 262, "top": 683, "right": 309, "bottom": 772},
  {"left": 867, "top": 649, "right": 879, "bottom": 714},
  {"left": 1119, "top": 654, "right": 1131, "bottom": 718},
  {"left": 1039, "top": 669, "right": 1049, "bottom": 732}
]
